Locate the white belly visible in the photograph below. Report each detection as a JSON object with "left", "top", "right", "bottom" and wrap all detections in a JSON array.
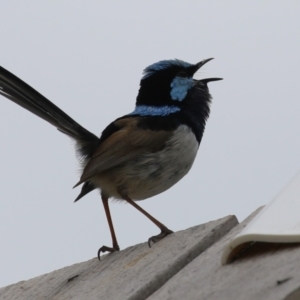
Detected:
[{"left": 91, "top": 125, "right": 199, "bottom": 200}]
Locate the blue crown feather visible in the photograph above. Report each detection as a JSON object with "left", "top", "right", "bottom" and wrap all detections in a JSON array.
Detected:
[{"left": 142, "top": 59, "right": 193, "bottom": 79}]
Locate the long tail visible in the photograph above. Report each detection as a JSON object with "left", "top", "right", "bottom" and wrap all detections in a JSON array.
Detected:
[{"left": 0, "top": 65, "right": 99, "bottom": 159}]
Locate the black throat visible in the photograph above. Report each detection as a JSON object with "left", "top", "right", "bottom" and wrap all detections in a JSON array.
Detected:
[{"left": 179, "top": 83, "right": 211, "bottom": 143}]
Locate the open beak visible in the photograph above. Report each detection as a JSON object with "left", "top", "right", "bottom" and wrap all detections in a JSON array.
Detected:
[{"left": 194, "top": 58, "right": 223, "bottom": 83}]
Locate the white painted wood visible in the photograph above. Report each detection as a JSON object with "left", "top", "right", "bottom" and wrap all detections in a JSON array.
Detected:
[
  {"left": 222, "top": 171, "right": 300, "bottom": 264},
  {"left": 149, "top": 207, "right": 300, "bottom": 300}
]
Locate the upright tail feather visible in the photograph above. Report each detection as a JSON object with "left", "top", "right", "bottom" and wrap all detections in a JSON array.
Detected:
[{"left": 0, "top": 66, "right": 99, "bottom": 159}]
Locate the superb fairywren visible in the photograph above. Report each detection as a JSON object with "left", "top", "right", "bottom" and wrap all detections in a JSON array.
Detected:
[{"left": 0, "top": 59, "right": 222, "bottom": 258}]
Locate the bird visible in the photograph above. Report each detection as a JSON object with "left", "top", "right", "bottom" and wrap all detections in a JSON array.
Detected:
[{"left": 0, "top": 58, "right": 222, "bottom": 259}]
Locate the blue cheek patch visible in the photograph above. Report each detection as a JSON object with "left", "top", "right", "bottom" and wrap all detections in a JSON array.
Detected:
[
  {"left": 129, "top": 105, "right": 180, "bottom": 116},
  {"left": 170, "top": 76, "right": 194, "bottom": 101}
]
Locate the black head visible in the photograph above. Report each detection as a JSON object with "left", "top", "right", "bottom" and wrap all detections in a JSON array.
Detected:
[{"left": 136, "top": 58, "right": 222, "bottom": 108}]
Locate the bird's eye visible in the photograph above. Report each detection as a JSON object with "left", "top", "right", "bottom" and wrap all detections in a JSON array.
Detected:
[{"left": 176, "top": 71, "right": 187, "bottom": 78}]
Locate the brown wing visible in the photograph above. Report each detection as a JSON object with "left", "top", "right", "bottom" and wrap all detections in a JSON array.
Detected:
[{"left": 73, "top": 117, "right": 172, "bottom": 187}]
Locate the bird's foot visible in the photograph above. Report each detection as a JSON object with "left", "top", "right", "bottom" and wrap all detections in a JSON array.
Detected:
[
  {"left": 97, "top": 244, "right": 120, "bottom": 260},
  {"left": 148, "top": 227, "right": 173, "bottom": 247}
]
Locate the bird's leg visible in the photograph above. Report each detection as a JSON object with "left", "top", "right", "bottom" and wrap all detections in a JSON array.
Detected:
[
  {"left": 97, "top": 196, "right": 120, "bottom": 260},
  {"left": 123, "top": 196, "right": 173, "bottom": 247}
]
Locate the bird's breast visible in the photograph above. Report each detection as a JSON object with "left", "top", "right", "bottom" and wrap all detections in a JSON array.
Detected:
[{"left": 92, "top": 125, "right": 199, "bottom": 200}]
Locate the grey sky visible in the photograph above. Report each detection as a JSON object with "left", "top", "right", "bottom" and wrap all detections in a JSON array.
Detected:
[{"left": 0, "top": 1, "right": 300, "bottom": 287}]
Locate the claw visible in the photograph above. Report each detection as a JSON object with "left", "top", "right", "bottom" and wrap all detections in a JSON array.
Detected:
[
  {"left": 97, "top": 245, "right": 120, "bottom": 260},
  {"left": 148, "top": 228, "right": 173, "bottom": 247}
]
